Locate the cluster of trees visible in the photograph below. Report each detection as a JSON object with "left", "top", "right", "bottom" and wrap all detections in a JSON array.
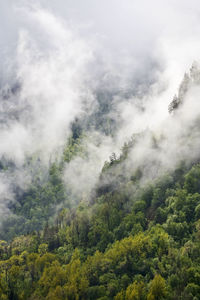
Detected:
[
  {"left": 169, "top": 61, "right": 200, "bottom": 113},
  {"left": 0, "top": 136, "right": 85, "bottom": 241},
  {"left": 1, "top": 150, "right": 200, "bottom": 298}
]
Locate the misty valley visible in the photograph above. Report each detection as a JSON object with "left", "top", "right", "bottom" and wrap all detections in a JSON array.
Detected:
[{"left": 1, "top": 1, "right": 200, "bottom": 300}]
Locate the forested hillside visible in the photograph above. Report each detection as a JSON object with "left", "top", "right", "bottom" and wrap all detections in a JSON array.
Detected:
[
  {"left": 1, "top": 154, "right": 200, "bottom": 299},
  {"left": 1, "top": 66, "right": 200, "bottom": 297},
  {"left": 2, "top": 1, "right": 200, "bottom": 299},
  {"left": 1, "top": 42, "right": 200, "bottom": 300}
]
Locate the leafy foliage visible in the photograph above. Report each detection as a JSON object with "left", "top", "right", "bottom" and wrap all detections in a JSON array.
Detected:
[{"left": 0, "top": 155, "right": 200, "bottom": 299}]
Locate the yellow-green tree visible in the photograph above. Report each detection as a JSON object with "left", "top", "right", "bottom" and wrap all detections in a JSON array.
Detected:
[
  {"left": 125, "top": 281, "right": 146, "bottom": 300},
  {"left": 147, "top": 274, "right": 167, "bottom": 300}
]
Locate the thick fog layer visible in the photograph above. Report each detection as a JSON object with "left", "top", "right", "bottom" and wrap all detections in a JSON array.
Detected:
[{"left": 1, "top": 1, "right": 200, "bottom": 218}]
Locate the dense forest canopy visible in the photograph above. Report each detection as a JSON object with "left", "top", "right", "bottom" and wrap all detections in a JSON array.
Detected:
[{"left": 1, "top": 1, "right": 200, "bottom": 299}]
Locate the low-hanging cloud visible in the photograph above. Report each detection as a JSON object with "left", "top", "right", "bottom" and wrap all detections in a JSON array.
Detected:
[
  {"left": 0, "top": 4, "right": 95, "bottom": 164},
  {"left": 1, "top": 1, "right": 200, "bottom": 219}
]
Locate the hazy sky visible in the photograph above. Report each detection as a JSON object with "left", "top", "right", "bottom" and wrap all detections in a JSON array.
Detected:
[{"left": 1, "top": 0, "right": 200, "bottom": 84}]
